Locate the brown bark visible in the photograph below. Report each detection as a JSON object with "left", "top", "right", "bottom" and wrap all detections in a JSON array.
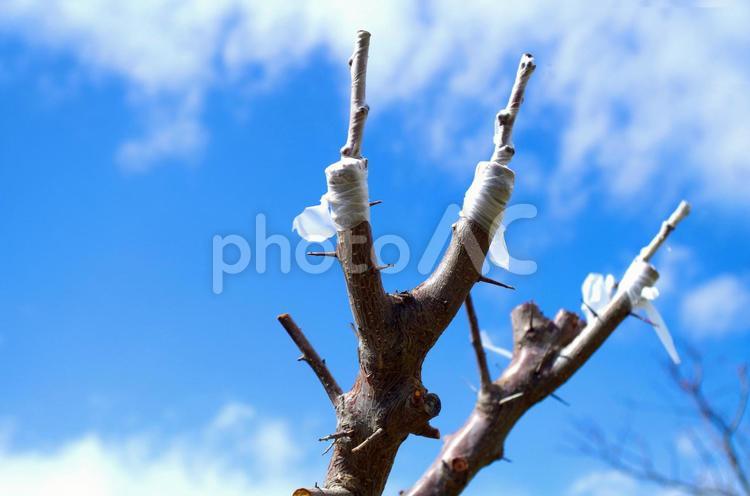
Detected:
[{"left": 277, "top": 31, "right": 690, "bottom": 496}]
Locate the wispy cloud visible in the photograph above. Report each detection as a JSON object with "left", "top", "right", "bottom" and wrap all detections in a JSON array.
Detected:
[
  {"left": 567, "top": 470, "right": 679, "bottom": 496},
  {"left": 1, "top": 0, "right": 749, "bottom": 216},
  {"left": 567, "top": 470, "right": 640, "bottom": 496},
  {"left": 680, "top": 274, "right": 750, "bottom": 338},
  {"left": 0, "top": 402, "right": 320, "bottom": 496}
]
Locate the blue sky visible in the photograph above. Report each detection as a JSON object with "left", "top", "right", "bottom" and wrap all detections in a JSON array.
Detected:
[{"left": 1, "top": 1, "right": 749, "bottom": 495}]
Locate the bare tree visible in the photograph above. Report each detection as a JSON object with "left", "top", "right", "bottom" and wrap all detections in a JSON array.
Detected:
[
  {"left": 574, "top": 352, "right": 750, "bottom": 496},
  {"left": 277, "top": 31, "right": 691, "bottom": 496}
]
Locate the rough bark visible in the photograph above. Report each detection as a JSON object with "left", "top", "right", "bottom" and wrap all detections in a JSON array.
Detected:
[
  {"left": 405, "top": 202, "right": 689, "bottom": 495},
  {"left": 278, "top": 31, "right": 690, "bottom": 496},
  {"left": 283, "top": 33, "right": 531, "bottom": 496}
]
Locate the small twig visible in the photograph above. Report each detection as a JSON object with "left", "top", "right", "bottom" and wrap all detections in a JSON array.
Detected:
[
  {"left": 318, "top": 430, "right": 354, "bottom": 458},
  {"left": 555, "top": 200, "right": 691, "bottom": 378},
  {"left": 464, "top": 293, "right": 492, "bottom": 391},
  {"left": 340, "top": 30, "right": 371, "bottom": 159},
  {"left": 277, "top": 314, "right": 343, "bottom": 405},
  {"left": 581, "top": 299, "right": 600, "bottom": 320},
  {"left": 369, "top": 200, "right": 382, "bottom": 207},
  {"left": 672, "top": 359, "right": 750, "bottom": 495},
  {"left": 639, "top": 200, "right": 691, "bottom": 262},
  {"left": 550, "top": 393, "right": 570, "bottom": 407},
  {"left": 498, "top": 392, "right": 524, "bottom": 406},
  {"left": 491, "top": 53, "right": 536, "bottom": 162},
  {"left": 308, "top": 251, "right": 338, "bottom": 258},
  {"left": 730, "top": 365, "right": 749, "bottom": 433},
  {"left": 352, "top": 427, "right": 385, "bottom": 454},
  {"left": 478, "top": 275, "right": 515, "bottom": 290},
  {"left": 348, "top": 322, "right": 359, "bottom": 338},
  {"left": 319, "top": 430, "right": 355, "bottom": 442},
  {"left": 629, "top": 311, "right": 658, "bottom": 327},
  {"left": 292, "top": 487, "right": 353, "bottom": 496}
]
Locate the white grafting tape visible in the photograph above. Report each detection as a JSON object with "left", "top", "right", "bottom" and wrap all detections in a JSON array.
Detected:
[
  {"left": 580, "top": 273, "right": 616, "bottom": 322},
  {"left": 325, "top": 157, "right": 369, "bottom": 230},
  {"left": 459, "top": 161, "right": 515, "bottom": 237},
  {"left": 293, "top": 157, "right": 369, "bottom": 242},
  {"left": 581, "top": 260, "right": 680, "bottom": 364}
]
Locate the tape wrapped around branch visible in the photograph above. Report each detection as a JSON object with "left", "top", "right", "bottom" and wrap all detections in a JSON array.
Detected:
[
  {"left": 459, "top": 161, "right": 515, "bottom": 237},
  {"left": 293, "top": 158, "right": 369, "bottom": 242},
  {"left": 581, "top": 260, "right": 680, "bottom": 364}
]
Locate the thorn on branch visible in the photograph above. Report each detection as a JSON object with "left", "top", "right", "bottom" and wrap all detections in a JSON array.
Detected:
[
  {"left": 498, "top": 391, "right": 524, "bottom": 406},
  {"left": 550, "top": 393, "right": 570, "bottom": 407},
  {"left": 319, "top": 430, "right": 355, "bottom": 442},
  {"left": 349, "top": 322, "right": 359, "bottom": 337},
  {"left": 352, "top": 427, "right": 385, "bottom": 454},
  {"left": 478, "top": 275, "right": 515, "bottom": 290},
  {"left": 375, "top": 263, "right": 394, "bottom": 271},
  {"left": 581, "top": 299, "right": 600, "bottom": 320},
  {"left": 628, "top": 311, "right": 658, "bottom": 327},
  {"left": 307, "top": 251, "right": 338, "bottom": 258}
]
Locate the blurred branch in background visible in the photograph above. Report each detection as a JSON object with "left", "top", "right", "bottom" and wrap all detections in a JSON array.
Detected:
[{"left": 572, "top": 349, "right": 750, "bottom": 496}]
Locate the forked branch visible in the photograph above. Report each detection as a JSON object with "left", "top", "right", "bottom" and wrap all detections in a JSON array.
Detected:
[
  {"left": 276, "top": 30, "right": 691, "bottom": 496},
  {"left": 406, "top": 201, "right": 690, "bottom": 496}
]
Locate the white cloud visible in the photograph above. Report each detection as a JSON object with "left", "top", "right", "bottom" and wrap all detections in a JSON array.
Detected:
[
  {"left": 568, "top": 470, "right": 640, "bottom": 496},
  {"left": 0, "top": 402, "right": 320, "bottom": 496},
  {"left": 567, "top": 470, "right": 678, "bottom": 496},
  {"left": 680, "top": 274, "right": 750, "bottom": 338},
  {"left": 208, "top": 401, "right": 255, "bottom": 434},
  {"left": 653, "top": 244, "right": 695, "bottom": 295},
  {"left": 1, "top": 0, "right": 749, "bottom": 215}
]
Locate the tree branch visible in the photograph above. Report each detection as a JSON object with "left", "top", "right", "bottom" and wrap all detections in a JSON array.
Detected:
[
  {"left": 573, "top": 422, "right": 738, "bottom": 496},
  {"left": 411, "top": 53, "right": 534, "bottom": 347},
  {"left": 340, "top": 30, "right": 370, "bottom": 159},
  {"left": 492, "top": 53, "right": 535, "bottom": 162},
  {"left": 639, "top": 200, "right": 690, "bottom": 262},
  {"left": 552, "top": 199, "right": 690, "bottom": 379},
  {"left": 405, "top": 201, "right": 690, "bottom": 496},
  {"left": 672, "top": 358, "right": 750, "bottom": 495},
  {"left": 277, "top": 313, "right": 343, "bottom": 405},
  {"left": 465, "top": 293, "right": 492, "bottom": 392},
  {"left": 333, "top": 30, "right": 388, "bottom": 354}
]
